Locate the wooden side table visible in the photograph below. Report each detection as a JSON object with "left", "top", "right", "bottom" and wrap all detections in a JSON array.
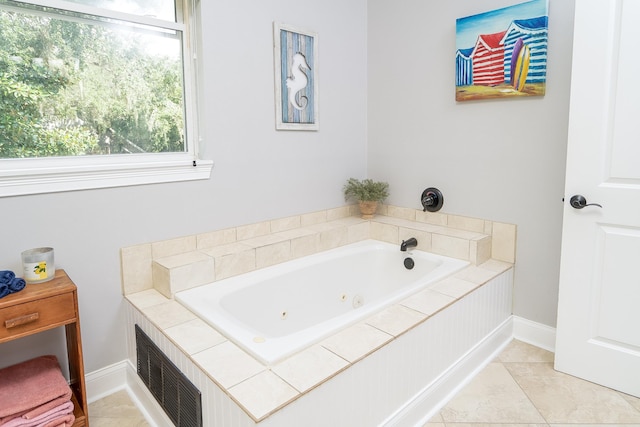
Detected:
[{"left": 0, "top": 269, "right": 89, "bottom": 427}]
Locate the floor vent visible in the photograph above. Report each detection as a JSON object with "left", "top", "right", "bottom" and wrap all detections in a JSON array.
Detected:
[{"left": 136, "top": 324, "right": 202, "bottom": 427}]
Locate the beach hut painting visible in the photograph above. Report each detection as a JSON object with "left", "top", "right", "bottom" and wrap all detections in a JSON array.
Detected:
[{"left": 456, "top": 0, "right": 549, "bottom": 101}]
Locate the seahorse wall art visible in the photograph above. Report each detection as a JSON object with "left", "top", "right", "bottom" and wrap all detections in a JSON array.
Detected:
[
  {"left": 286, "top": 52, "right": 310, "bottom": 111},
  {"left": 274, "top": 22, "right": 318, "bottom": 130}
]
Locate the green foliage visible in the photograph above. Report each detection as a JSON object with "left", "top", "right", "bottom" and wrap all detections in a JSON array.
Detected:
[
  {"left": 0, "top": 6, "right": 185, "bottom": 159},
  {"left": 343, "top": 178, "right": 390, "bottom": 202}
]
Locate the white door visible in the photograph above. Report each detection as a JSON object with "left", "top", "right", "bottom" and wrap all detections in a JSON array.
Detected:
[{"left": 555, "top": 0, "right": 640, "bottom": 397}]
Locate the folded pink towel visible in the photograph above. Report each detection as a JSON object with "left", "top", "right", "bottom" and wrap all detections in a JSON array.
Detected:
[
  {"left": 41, "top": 414, "right": 75, "bottom": 427},
  {"left": 16, "top": 396, "right": 71, "bottom": 422},
  {"left": 1, "top": 401, "right": 74, "bottom": 427},
  {"left": 0, "top": 355, "right": 72, "bottom": 422}
]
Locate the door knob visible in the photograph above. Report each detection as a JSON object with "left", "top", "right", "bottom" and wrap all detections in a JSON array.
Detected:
[{"left": 569, "top": 194, "right": 602, "bottom": 209}]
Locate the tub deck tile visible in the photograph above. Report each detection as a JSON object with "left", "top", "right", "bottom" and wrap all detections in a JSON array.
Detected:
[
  {"left": 290, "top": 233, "right": 321, "bottom": 259},
  {"left": 255, "top": 240, "right": 291, "bottom": 269},
  {"left": 320, "top": 322, "right": 393, "bottom": 363},
  {"left": 271, "top": 345, "right": 349, "bottom": 393},
  {"left": 431, "top": 233, "right": 471, "bottom": 261},
  {"left": 429, "top": 276, "right": 481, "bottom": 299},
  {"left": 228, "top": 370, "right": 299, "bottom": 422},
  {"left": 164, "top": 318, "right": 227, "bottom": 355},
  {"left": 455, "top": 265, "right": 501, "bottom": 285},
  {"left": 370, "top": 221, "right": 400, "bottom": 244},
  {"left": 479, "top": 259, "right": 514, "bottom": 273},
  {"left": 210, "top": 249, "right": 257, "bottom": 281},
  {"left": 196, "top": 227, "right": 237, "bottom": 250},
  {"left": 125, "top": 288, "right": 168, "bottom": 310},
  {"left": 192, "top": 341, "right": 266, "bottom": 389},
  {"left": 200, "top": 242, "right": 254, "bottom": 257},
  {"left": 347, "top": 221, "right": 370, "bottom": 243},
  {"left": 242, "top": 232, "right": 290, "bottom": 248},
  {"left": 400, "top": 289, "right": 456, "bottom": 317},
  {"left": 142, "top": 300, "right": 197, "bottom": 329},
  {"left": 373, "top": 215, "right": 446, "bottom": 233},
  {"left": 270, "top": 215, "right": 302, "bottom": 233},
  {"left": 365, "top": 304, "right": 427, "bottom": 337}
]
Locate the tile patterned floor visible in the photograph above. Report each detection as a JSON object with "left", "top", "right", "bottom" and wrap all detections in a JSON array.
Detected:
[
  {"left": 88, "top": 340, "right": 640, "bottom": 427},
  {"left": 88, "top": 389, "right": 150, "bottom": 427},
  {"left": 426, "top": 340, "right": 640, "bottom": 427}
]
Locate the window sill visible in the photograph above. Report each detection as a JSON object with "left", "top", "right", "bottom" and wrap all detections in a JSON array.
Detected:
[{"left": 0, "top": 156, "right": 214, "bottom": 197}]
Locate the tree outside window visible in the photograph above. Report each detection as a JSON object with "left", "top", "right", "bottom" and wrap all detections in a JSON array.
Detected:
[{"left": 0, "top": 0, "right": 188, "bottom": 159}]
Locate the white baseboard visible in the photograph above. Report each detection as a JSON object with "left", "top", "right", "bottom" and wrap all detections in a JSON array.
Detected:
[
  {"left": 84, "top": 359, "right": 168, "bottom": 427},
  {"left": 383, "top": 315, "right": 557, "bottom": 427},
  {"left": 125, "top": 361, "right": 173, "bottom": 427},
  {"left": 513, "top": 315, "right": 556, "bottom": 352},
  {"left": 85, "top": 360, "right": 128, "bottom": 403},
  {"left": 84, "top": 315, "right": 556, "bottom": 426},
  {"left": 384, "top": 316, "right": 513, "bottom": 427}
]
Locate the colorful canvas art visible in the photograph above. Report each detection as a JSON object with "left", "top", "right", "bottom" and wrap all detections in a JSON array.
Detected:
[{"left": 455, "top": 0, "right": 549, "bottom": 101}]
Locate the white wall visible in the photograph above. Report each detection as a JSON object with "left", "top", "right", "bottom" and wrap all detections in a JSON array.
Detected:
[
  {"left": 0, "top": 0, "right": 368, "bottom": 373},
  {"left": 367, "top": 0, "right": 576, "bottom": 327}
]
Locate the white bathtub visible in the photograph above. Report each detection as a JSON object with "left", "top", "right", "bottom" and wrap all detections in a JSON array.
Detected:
[{"left": 176, "top": 239, "right": 469, "bottom": 364}]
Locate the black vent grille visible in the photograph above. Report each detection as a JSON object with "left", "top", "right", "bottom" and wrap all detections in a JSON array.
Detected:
[{"left": 136, "top": 325, "right": 202, "bottom": 427}]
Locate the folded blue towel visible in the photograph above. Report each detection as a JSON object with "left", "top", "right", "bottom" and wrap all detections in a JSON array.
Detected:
[
  {"left": 8, "top": 277, "right": 25, "bottom": 293},
  {"left": 0, "top": 270, "right": 15, "bottom": 285},
  {"left": 0, "top": 283, "right": 9, "bottom": 299}
]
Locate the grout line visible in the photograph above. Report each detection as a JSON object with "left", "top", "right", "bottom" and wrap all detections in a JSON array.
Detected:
[{"left": 502, "top": 358, "right": 549, "bottom": 425}]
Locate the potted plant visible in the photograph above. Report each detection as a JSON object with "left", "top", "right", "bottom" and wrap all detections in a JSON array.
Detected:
[{"left": 343, "top": 178, "right": 389, "bottom": 219}]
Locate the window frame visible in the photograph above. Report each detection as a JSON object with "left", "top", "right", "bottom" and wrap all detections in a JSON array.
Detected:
[{"left": 0, "top": 0, "right": 212, "bottom": 198}]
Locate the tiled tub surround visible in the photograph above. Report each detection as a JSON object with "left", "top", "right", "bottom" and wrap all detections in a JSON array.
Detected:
[
  {"left": 121, "top": 205, "right": 516, "bottom": 298},
  {"left": 121, "top": 206, "right": 516, "bottom": 425}
]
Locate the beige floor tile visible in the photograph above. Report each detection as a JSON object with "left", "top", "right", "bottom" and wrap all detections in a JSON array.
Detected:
[
  {"left": 549, "top": 425, "right": 640, "bottom": 427},
  {"left": 427, "top": 411, "right": 444, "bottom": 423},
  {"left": 90, "top": 418, "right": 150, "bottom": 427},
  {"left": 507, "top": 362, "right": 640, "bottom": 424},
  {"left": 88, "top": 389, "right": 149, "bottom": 426},
  {"left": 621, "top": 391, "right": 640, "bottom": 412},
  {"left": 422, "top": 411, "right": 447, "bottom": 427},
  {"left": 444, "top": 424, "right": 547, "bottom": 427},
  {"left": 440, "top": 362, "right": 546, "bottom": 423},
  {"left": 497, "top": 339, "right": 554, "bottom": 363}
]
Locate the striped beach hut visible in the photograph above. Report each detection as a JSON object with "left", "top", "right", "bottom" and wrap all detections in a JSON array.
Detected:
[
  {"left": 501, "top": 16, "right": 548, "bottom": 84},
  {"left": 471, "top": 31, "right": 507, "bottom": 86},
  {"left": 455, "top": 47, "right": 474, "bottom": 86}
]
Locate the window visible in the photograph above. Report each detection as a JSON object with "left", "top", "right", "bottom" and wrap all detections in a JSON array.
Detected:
[{"left": 0, "top": 0, "right": 211, "bottom": 197}]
